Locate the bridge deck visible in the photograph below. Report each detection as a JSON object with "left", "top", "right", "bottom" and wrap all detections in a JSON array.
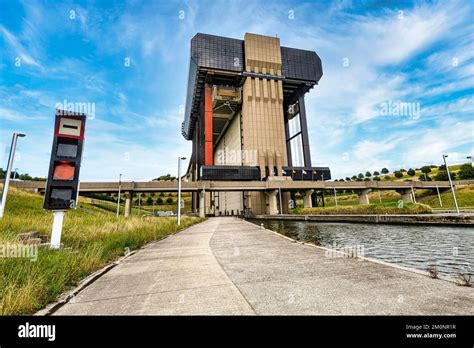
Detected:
[{"left": 9, "top": 179, "right": 473, "bottom": 193}]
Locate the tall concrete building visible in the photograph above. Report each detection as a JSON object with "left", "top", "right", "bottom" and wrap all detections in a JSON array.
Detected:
[{"left": 182, "top": 33, "right": 330, "bottom": 215}]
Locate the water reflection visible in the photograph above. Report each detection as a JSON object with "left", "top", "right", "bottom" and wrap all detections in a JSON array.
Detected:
[{"left": 248, "top": 219, "right": 473, "bottom": 278}]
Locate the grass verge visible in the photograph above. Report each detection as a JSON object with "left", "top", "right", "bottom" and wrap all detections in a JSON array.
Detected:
[
  {"left": 0, "top": 187, "right": 204, "bottom": 315},
  {"left": 291, "top": 202, "right": 432, "bottom": 215}
]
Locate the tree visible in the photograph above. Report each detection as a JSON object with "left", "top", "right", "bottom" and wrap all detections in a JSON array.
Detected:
[
  {"left": 381, "top": 168, "right": 389, "bottom": 174},
  {"left": 419, "top": 173, "right": 432, "bottom": 181},
  {"left": 373, "top": 171, "right": 380, "bottom": 176},
  {"left": 373, "top": 176, "right": 381, "bottom": 181},
  {"left": 146, "top": 197, "right": 153, "bottom": 205},
  {"left": 394, "top": 171, "right": 403, "bottom": 178},
  {"left": 420, "top": 166, "right": 432, "bottom": 174},
  {"left": 351, "top": 175, "right": 357, "bottom": 180},
  {"left": 153, "top": 174, "right": 177, "bottom": 181},
  {"left": 166, "top": 197, "right": 173, "bottom": 204},
  {"left": 384, "top": 175, "right": 391, "bottom": 180},
  {"left": 458, "top": 163, "right": 474, "bottom": 179},
  {"left": 434, "top": 171, "right": 456, "bottom": 181},
  {"left": 358, "top": 173, "right": 364, "bottom": 179},
  {"left": 156, "top": 197, "right": 163, "bottom": 205},
  {"left": 345, "top": 177, "right": 351, "bottom": 181},
  {"left": 365, "top": 171, "right": 372, "bottom": 177},
  {"left": 407, "top": 168, "right": 416, "bottom": 176},
  {"left": 400, "top": 168, "right": 406, "bottom": 172},
  {"left": 364, "top": 178, "right": 370, "bottom": 181},
  {"left": 438, "top": 164, "right": 446, "bottom": 170}
]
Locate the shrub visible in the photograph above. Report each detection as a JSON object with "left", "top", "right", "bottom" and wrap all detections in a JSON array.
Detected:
[
  {"left": 381, "top": 168, "right": 389, "bottom": 174},
  {"left": 156, "top": 197, "right": 163, "bottom": 205},
  {"left": 291, "top": 202, "right": 432, "bottom": 215},
  {"left": 166, "top": 197, "right": 173, "bottom": 204},
  {"left": 434, "top": 171, "right": 456, "bottom": 181},
  {"left": 420, "top": 166, "right": 432, "bottom": 174},
  {"left": 458, "top": 163, "right": 474, "bottom": 179},
  {"left": 394, "top": 171, "right": 403, "bottom": 178},
  {"left": 373, "top": 171, "right": 380, "bottom": 176},
  {"left": 419, "top": 173, "right": 432, "bottom": 181},
  {"left": 427, "top": 265, "right": 439, "bottom": 279},
  {"left": 407, "top": 168, "right": 416, "bottom": 176}
]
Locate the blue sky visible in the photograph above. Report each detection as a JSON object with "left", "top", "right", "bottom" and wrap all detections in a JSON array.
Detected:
[{"left": 0, "top": 0, "right": 472, "bottom": 181}]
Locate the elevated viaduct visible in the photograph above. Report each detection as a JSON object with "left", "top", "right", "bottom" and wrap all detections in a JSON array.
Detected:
[{"left": 10, "top": 179, "right": 473, "bottom": 217}]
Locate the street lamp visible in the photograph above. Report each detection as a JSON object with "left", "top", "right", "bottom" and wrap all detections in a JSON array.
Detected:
[
  {"left": 137, "top": 193, "right": 142, "bottom": 216},
  {"left": 0, "top": 132, "right": 26, "bottom": 218},
  {"left": 116, "top": 173, "right": 122, "bottom": 217},
  {"left": 467, "top": 156, "right": 473, "bottom": 168},
  {"left": 177, "top": 156, "right": 186, "bottom": 226},
  {"left": 442, "top": 155, "right": 460, "bottom": 215}
]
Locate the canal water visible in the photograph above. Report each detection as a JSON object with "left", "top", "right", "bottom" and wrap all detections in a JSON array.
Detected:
[{"left": 247, "top": 219, "right": 473, "bottom": 278}]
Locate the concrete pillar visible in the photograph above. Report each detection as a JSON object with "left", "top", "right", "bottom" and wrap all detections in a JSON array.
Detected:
[
  {"left": 357, "top": 189, "right": 371, "bottom": 205},
  {"left": 199, "top": 190, "right": 205, "bottom": 218},
  {"left": 303, "top": 189, "right": 314, "bottom": 208},
  {"left": 397, "top": 189, "right": 413, "bottom": 203},
  {"left": 266, "top": 190, "right": 279, "bottom": 215},
  {"left": 124, "top": 191, "right": 134, "bottom": 217}
]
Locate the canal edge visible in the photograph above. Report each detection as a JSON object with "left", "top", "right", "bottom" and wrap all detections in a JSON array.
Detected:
[{"left": 241, "top": 218, "right": 464, "bottom": 286}]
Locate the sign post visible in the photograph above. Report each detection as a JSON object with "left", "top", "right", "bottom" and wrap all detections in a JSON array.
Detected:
[
  {"left": 50, "top": 210, "right": 66, "bottom": 249},
  {"left": 44, "top": 109, "right": 86, "bottom": 249}
]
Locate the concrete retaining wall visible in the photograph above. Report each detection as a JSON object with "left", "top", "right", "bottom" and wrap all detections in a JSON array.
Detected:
[{"left": 252, "top": 213, "right": 474, "bottom": 226}]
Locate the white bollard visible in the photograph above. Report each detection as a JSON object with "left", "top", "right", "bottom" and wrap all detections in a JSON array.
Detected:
[{"left": 50, "top": 210, "right": 66, "bottom": 249}]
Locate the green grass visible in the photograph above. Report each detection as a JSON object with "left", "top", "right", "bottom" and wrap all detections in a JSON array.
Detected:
[
  {"left": 86, "top": 192, "right": 194, "bottom": 216},
  {"left": 418, "top": 185, "right": 474, "bottom": 210},
  {"left": 292, "top": 202, "right": 432, "bottom": 215},
  {"left": 294, "top": 185, "right": 474, "bottom": 211},
  {"left": 0, "top": 187, "right": 204, "bottom": 315}
]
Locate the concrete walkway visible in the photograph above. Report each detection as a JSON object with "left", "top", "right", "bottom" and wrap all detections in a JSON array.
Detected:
[{"left": 55, "top": 217, "right": 473, "bottom": 315}]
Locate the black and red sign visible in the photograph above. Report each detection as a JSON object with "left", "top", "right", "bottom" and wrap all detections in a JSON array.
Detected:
[{"left": 43, "top": 110, "right": 86, "bottom": 210}]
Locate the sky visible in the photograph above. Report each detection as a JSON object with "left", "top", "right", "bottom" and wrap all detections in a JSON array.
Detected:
[{"left": 0, "top": 0, "right": 472, "bottom": 181}]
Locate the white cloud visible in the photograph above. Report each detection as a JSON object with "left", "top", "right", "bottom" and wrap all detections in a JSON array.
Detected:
[{"left": 0, "top": 25, "right": 42, "bottom": 68}]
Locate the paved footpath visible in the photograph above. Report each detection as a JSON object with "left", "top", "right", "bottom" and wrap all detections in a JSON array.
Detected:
[{"left": 55, "top": 217, "right": 473, "bottom": 315}]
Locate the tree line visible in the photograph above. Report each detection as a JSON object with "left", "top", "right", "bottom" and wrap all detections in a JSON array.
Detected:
[{"left": 337, "top": 163, "right": 474, "bottom": 182}]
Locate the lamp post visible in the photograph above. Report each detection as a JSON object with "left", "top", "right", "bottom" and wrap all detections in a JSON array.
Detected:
[
  {"left": 137, "top": 193, "right": 142, "bottom": 216},
  {"left": 442, "top": 155, "right": 459, "bottom": 215},
  {"left": 116, "top": 173, "right": 122, "bottom": 217},
  {"left": 0, "top": 132, "right": 26, "bottom": 218},
  {"left": 467, "top": 156, "right": 473, "bottom": 168},
  {"left": 177, "top": 156, "right": 186, "bottom": 225}
]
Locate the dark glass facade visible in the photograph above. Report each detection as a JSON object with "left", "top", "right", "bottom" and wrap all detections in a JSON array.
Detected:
[{"left": 182, "top": 33, "right": 323, "bottom": 140}]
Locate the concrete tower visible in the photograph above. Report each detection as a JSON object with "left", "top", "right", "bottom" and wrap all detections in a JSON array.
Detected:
[{"left": 182, "top": 33, "right": 330, "bottom": 216}]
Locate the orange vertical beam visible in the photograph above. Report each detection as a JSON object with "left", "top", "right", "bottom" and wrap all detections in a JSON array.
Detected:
[{"left": 204, "top": 85, "right": 213, "bottom": 165}]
